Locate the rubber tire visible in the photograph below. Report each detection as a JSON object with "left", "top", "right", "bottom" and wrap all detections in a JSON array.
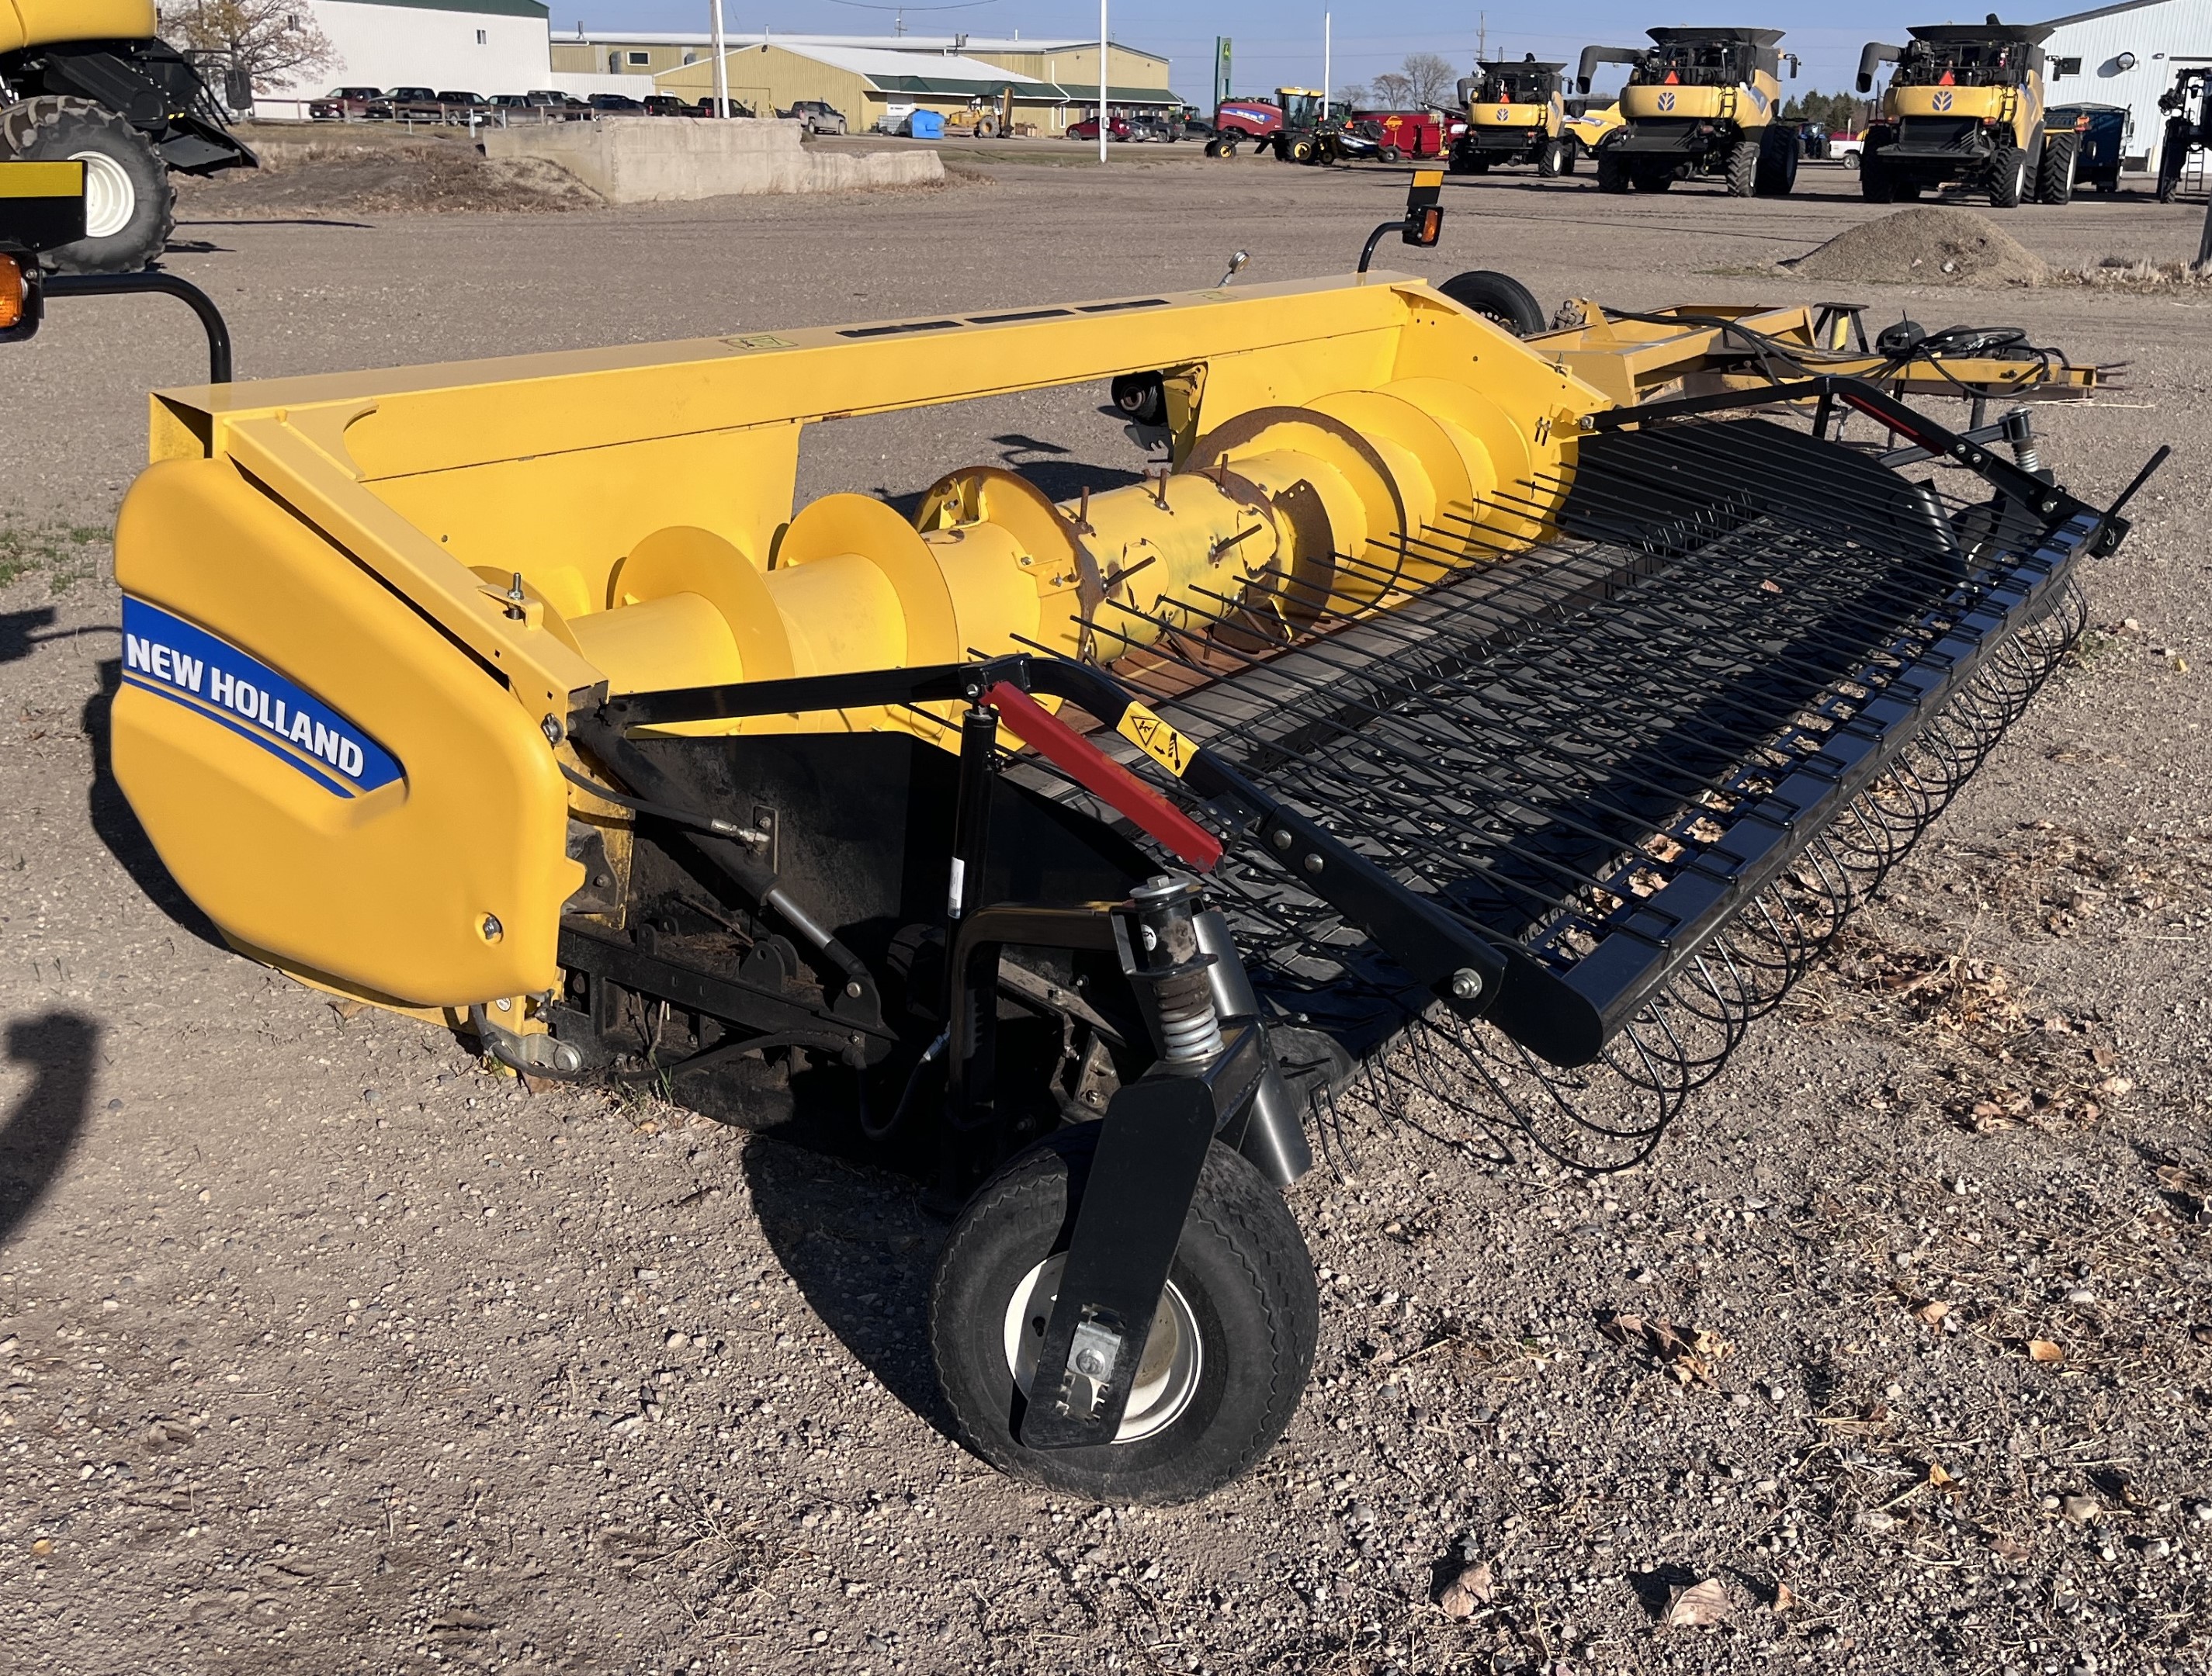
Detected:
[
  {"left": 1843, "top": 151, "right": 1861, "bottom": 171},
  {"left": 1754, "top": 124, "right": 1798, "bottom": 196},
  {"left": 1286, "top": 137, "right": 1314, "bottom": 164},
  {"left": 1204, "top": 137, "right": 1226, "bottom": 158},
  {"left": 1437, "top": 268, "right": 1548, "bottom": 336},
  {"left": 2037, "top": 130, "right": 2078, "bottom": 205},
  {"left": 1631, "top": 168, "right": 1673, "bottom": 193},
  {"left": 1535, "top": 137, "right": 1569, "bottom": 178},
  {"left": 929, "top": 1127, "right": 1318, "bottom": 1505},
  {"left": 1378, "top": 144, "right": 1400, "bottom": 163},
  {"left": 1892, "top": 182, "right": 1924, "bottom": 200},
  {"left": 1988, "top": 144, "right": 2026, "bottom": 208},
  {"left": 1723, "top": 137, "right": 1759, "bottom": 197},
  {"left": 0, "top": 97, "right": 173, "bottom": 275},
  {"left": 1597, "top": 145, "right": 1630, "bottom": 193}
]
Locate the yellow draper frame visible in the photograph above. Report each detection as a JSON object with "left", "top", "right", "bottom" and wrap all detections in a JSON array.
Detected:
[{"left": 113, "top": 274, "right": 1607, "bottom": 1016}]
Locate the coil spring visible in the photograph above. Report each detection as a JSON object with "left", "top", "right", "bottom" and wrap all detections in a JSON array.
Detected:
[{"left": 1156, "top": 979, "right": 1225, "bottom": 1062}]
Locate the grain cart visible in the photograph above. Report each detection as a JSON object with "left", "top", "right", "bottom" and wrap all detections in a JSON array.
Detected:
[
  {"left": 1451, "top": 56, "right": 1574, "bottom": 175},
  {"left": 1856, "top": 20, "right": 2078, "bottom": 207},
  {"left": 84, "top": 172, "right": 2155, "bottom": 1502},
  {"left": 0, "top": 0, "right": 255, "bottom": 272},
  {"left": 1579, "top": 27, "right": 1799, "bottom": 196},
  {"left": 2155, "top": 67, "right": 2209, "bottom": 203}
]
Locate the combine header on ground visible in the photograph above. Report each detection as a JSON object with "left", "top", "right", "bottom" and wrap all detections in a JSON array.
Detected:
[{"left": 58, "top": 173, "right": 2154, "bottom": 1503}]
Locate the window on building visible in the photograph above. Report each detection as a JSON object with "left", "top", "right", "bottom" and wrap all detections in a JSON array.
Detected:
[
  {"left": 2051, "top": 56, "right": 2082, "bottom": 77},
  {"left": 628, "top": 52, "right": 650, "bottom": 66},
  {"left": 476, "top": 29, "right": 487, "bottom": 45}
]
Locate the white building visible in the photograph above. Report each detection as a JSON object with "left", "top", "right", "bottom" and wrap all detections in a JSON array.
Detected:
[
  {"left": 2042, "top": 0, "right": 2212, "bottom": 171},
  {"left": 243, "top": 0, "right": 554, "bottom": 112}
]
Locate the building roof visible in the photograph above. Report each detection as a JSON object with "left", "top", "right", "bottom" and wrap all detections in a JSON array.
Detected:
[
  {"left": 342, "top": 0, "right": 550, "bottom": 15},
  {"left": 752, "top": 40, "right": 1050, "bottom": 95},
  {"left": 551, "top": 30, "right": 1157, "bottom": 59},
  {"left": 2041, "top": 0, "right": 2169, "bottom": 25},
  {"left": 1908, "top": 21, "right": 2056, "bottom": 43}
]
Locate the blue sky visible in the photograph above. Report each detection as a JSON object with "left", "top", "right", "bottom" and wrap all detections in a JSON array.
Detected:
[{"left": 567, "top": 2, "right": 1980, "bottom": 102}]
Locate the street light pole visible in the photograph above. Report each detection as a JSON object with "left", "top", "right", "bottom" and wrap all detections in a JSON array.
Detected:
[
  {"left": 1100, "top": 0, "right": 1109, "bottom": 163},
  {"left": 710, "top": 0, "right": 728, "bottom": 118},
  {"left": 1323, "top": 10, "right": 1331, "bottom": 106}
]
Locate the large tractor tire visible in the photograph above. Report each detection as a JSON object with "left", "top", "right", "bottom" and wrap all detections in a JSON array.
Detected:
[
  {"left": 1437, "top": 268, "right": 1548, "bottom": 336},
  {"left": 1286, "top": 135, "right": 1316, "bottom": 164},
  {"left": 929, "top": 1126, "right": 1319, "bottom": 1505},
  {"left": 1723, "top": 137, "right": 1760, "bottom": 197},
  {"left": 1988, "top": 143, "right": 2027, "bottom": 207},
  {"left": 2037, "top": 130, "right": 2079, "bottom": 204},
  {"left": 0, "top": 97, "right": 173, "bottom": 275},
  {"left": 1754, "top": 124, "right": 1798, "bottom": 196},
  {"left": 1536, "top": 137, "right": 1570, "bottom": 178},
  {"left": 1597, "top": 144, "right": 1631, "bottom": 193}
]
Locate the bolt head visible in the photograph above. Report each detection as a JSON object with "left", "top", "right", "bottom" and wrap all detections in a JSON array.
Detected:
[
  {"left": 1075, "top": 1349, "right": 1105, "bottom": 1376},
  {"left": 1451, "top": 968, "right": 1485, "bottom": 1000},
  {"left": 480, "top": 914, "right": 504, "bottom": 942},
  {"left": 540, "top": 715, "right": 563, "bottom": 745}
]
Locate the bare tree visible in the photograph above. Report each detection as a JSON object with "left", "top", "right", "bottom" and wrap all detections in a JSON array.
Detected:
[
  {"left": 163, "top": 1, "right": 337, "bottom": 95},
  {"left": 1337, "top": 81, "right": 1371, "bottom": 111},
  {"left": 1401, "top": 51, "right": 1459, "bottom": 109},
  {"left": 1370, "top": 71, "right": 1415, "bottom": 108}
]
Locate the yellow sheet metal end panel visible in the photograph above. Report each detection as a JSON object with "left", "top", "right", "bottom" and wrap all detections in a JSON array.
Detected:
[
  {"left": 1622, "top": 85, "right": 1728, "bottom": 121},
  {"left": 1892, "top": 85, "right": 2007, "bottom": 120},
  {"left": 2, "top": 2, "right": 157, "bottom": 54},
  {"left": 110, "top": 457, "right": 577, "bottom": 1009}
]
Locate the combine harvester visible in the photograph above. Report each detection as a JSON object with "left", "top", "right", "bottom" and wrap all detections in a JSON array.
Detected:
[
  {"left": 1451, "top": 55, "right": 1576, "bottom": 175},
  {"left": 5, "top": 166, "right": 2160, "bottom": 1501},
  {"left": 1579, "top": 26, "right": 1801, "bottom": 196},
  {"left": 1857, "top": 19, "right": 2083, "bottom": 207}
]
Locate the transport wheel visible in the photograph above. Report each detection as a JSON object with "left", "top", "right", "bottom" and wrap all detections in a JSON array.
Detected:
[
  {"left": 1376, "top": 144, "right": 1399, "bottom": 162},
  {"left": 2037, "top": 130, "right": 2079, "bottom": 204},
  {"left": 929, "top": 1125, "right": 1319, "bottom": 1505},
  {"left": 1631, "top": 168, "right": 1673, "bottom": 193},
  {"left": 1597, "top": 145, "right": 1630, "bottom": 192},
  {"left": 1988, "top": 144, "right": 2027, "bottom": 208},
  {"left": 1437, "top": 268, "right": 1548, "bottom": 336},
  {"left": 0, "top": 97, "right": 173, "bottom": 275},
  {"left": 1287, "top": 136, "right": 1316, "bottom": 164},
  {"left": 1204, "top": 138, "right": 1225, "bottom": 157},
  {"left": 1536, "top": 137, "right": 1569, "bottom": 177},
  {"left": 1723, "top": 137, "right": 1759, "bottom": 197}
]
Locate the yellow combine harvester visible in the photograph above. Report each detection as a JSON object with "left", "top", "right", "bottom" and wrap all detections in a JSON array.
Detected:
[
  {"left": 1579, "top": 26, "right": 1801, "bottom": 196},
  {"left": 1451, "top": 56, "right": 1574, "bottom": 175},
  {"left": 1856, "top": 19, "right": 2082, "bottom": 206},
  {"left": 10, "top": 167, "right": 2158, "bottom": 1501}
]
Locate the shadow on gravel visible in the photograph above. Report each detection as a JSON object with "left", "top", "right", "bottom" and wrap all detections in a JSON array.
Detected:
[
  {"left": 1, "top": 607, "right": 57, "bottom": 665},
  {"left": 82, "top": 658, "right": 224, "bottom": 947},
  {"left": 0, "top": 1012, "right": 98, "bottom": 1246},
  {"left": 739, "top": 1134, "right": 959, "bottom": 1442}
]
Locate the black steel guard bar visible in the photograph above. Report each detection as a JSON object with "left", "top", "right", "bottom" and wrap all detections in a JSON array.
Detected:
[{"left": 34, "top": 270, "right": 234, "bottom": 383}]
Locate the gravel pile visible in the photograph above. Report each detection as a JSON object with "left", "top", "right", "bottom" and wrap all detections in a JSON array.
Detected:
[{"left": 1784, "top": 206, "right": 2051, "bottom": 288}]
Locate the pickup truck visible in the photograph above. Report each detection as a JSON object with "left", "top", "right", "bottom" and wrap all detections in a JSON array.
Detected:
[{"left": 779, "top": 99, "right": 848, "bottom": 134}]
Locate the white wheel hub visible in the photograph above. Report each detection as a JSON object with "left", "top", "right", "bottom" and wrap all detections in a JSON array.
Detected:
[
  {"left": 71, "top": 148, "right": 136, "bottom": 240},
  {"left": 1004, "top": 1255, "right": 1201, "bottom": 1442}
]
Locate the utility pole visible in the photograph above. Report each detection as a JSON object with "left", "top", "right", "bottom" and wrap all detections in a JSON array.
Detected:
[
  {"left": 1323, "top": 10, "right": 1331, "bottom": 103},
  {"left": 709, "top": 0, "right": 727, "bottom": 117},
  {"left": 1479, "top": 11, "right": 1487, "bottom": 64},
  {"left": 1100, "top": 0, "right": 1109, "bottom": 163}
]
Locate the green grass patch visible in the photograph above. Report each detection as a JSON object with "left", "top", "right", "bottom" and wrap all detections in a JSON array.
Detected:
[{"left": 0, "top": 517, "right": 110, "bottom": 593}]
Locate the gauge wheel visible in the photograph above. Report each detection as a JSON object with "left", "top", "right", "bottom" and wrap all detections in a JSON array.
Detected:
[
  {"left": 1437, "top": 268, "right": 1549, "bottom": 336},
  {"left": 0, "top": 97, "right": 173, "bottom": 275},
  {"left": 929, "top": 1124, "right": 1318, "bottom": 1505}
]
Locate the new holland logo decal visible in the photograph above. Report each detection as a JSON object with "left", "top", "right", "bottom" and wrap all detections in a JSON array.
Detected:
[
  {"left": 1657, "top": 90, "right": 1676, "bottom": 112},
  {"left": 121, "top": 597, "right": 403, "bottom": 798},
  {"left": 1933, "top": 88, "right": 1954, "bottom": 112}
]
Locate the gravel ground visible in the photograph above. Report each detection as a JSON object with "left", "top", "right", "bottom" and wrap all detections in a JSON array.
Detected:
[{"left": 2, "top": 158, "right": 2209, "bottom": 1675}]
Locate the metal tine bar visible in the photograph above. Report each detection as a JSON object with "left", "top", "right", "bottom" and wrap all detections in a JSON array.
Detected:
[
  {"left": 1099, "top": 594, "right": 1728, "bottom": 913},
  {"left": 1274, "top": 547, "right": 1941, "bottom": 774}
]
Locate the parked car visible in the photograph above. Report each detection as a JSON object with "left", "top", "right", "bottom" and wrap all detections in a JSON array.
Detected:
[
  {"left": 1067, "top": 116, "right": 1133, "bottom": 141},
  {"left": 588, "top": 93, "right": 647, "bottom": 115},
  {"left": 309, "top": 85, "right": 383, "bottom": 120},
  {"left": 376, "top": 86, "right": 442, "bottom": 120},
  {"left": 522, "top": 90, "right": 591, "bottom": 120},
  {"left": 1829, "top": 133, "right": 1865, "bottom": 169},
  {"left": 689, "top": 97, "right": 755, "bottom": 117},
  {"left": 779, "top": 99, "right": 848, "bottom": 134},
  {"left": 1181, "top": 116, "right": 1215, "bottom": 138},
  {"left": 643, "top": 95, "right": 693, "bottom": 117}
]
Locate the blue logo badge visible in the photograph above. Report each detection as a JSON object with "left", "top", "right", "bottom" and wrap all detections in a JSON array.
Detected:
[
  {"left": 1657, "top": 90, "right": 1676, "bottom": 112},
  {"left": 121, "top": 597, "right": 403, "bottom": 798},
  {"left": 1933, "top": 88, "right": 1954, "bottom": 112}
]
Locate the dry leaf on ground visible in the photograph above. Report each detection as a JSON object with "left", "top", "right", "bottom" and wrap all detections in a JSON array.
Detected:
[
  {"left": 1664, "top": 1577, "right": 1730, "bottom": 1629},
  {"left": 2025, "top": 1338, "right": 2067, "bottom": 1363},
  {"left": 1439, "top": 1562, "right": 1493, "bottom": 1618}
]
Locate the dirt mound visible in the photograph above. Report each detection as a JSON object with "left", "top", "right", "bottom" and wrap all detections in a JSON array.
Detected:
[
  {"left": 175, "top": 139, "right": 598, "bottom": 216},
  {"left": 1782, "top": 206, "right": 2049, "bottom": 287}
]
